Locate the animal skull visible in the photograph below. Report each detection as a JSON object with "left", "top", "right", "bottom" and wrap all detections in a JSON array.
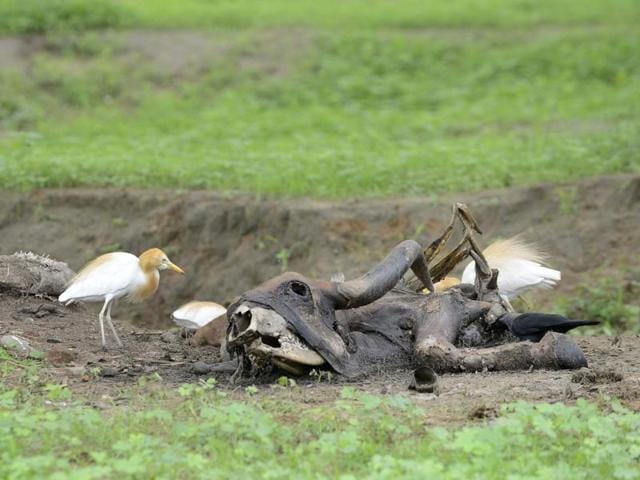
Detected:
[
  {"left": 225, "top": 241, "right": 435, "bottom": 377},
  {"left": 227, "top": 304, "right": 325, "bottom": 375}
]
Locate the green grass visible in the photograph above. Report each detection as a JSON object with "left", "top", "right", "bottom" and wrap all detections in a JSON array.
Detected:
[
  {"left": 1, "top": 0, "right": 639, "bottom": 33},
  {"left": 559, "top": 277, "right": 640, "bottom": 335},
  {"left": 121, "top": 0, "right": 640, "bottom": 30},
  {"left": 0, "top": 1, "right": 639, "bottom": 197},
  {"left": 1, "top": 362, "right": 639, "bottom": 480},
  {"left": 0, "top": 0, "right": 126, "bottom": 34}
]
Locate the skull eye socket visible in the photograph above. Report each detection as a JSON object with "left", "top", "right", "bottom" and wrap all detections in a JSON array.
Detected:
[
  {"left": 232, "top": 309, "right": 252, "bottom": 335},
  {"left": 290, "top": 280, "right": 310, "bottom": 297}
]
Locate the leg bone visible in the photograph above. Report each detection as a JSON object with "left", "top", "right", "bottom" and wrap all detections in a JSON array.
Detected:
[{"left": 416, "top": 332, "right": 587, "bottom": 373}]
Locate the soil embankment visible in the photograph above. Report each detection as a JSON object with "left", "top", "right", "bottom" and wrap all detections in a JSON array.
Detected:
[{"left": 1, "top": 174, "right": 638, "bottom": 326}]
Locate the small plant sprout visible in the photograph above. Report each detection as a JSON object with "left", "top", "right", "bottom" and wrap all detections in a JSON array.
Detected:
[
  {"left": 244, "top": 385, "right": 258, "bottom": 396},
  {"left": 277, "top": 376, "right": 297, "bottom": 388},
  {"left": 309, "top": 369, "right": 333, "bottom": 383}
]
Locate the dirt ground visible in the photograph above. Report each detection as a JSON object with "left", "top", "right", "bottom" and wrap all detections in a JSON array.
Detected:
[
  {"left": 1, "top": 291, "right": 639, "bottom": 424},
  {"left": 1, "top": 175, "right": 639, "bottom": 423}
]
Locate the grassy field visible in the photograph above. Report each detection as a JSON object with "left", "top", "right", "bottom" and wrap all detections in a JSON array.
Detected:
[
  {"left": 0, "top": 0, "right": 638, "bottom": 196},
  {"left": 1, "top": 3, "right": 640, "bottom": 477},
  {"left": 1, "top": 0, "right": 639, "bottom": 32},
  {"left": 1, "top": 355, "right": 639, "bottom": 480}
]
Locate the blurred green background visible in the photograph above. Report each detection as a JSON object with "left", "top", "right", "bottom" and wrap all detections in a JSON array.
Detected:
[{"left": 0, "top": 0, "right": 638, "bottom": 196}]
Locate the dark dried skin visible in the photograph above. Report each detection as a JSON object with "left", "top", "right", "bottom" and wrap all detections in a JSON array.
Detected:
[
  {"left": 190, "top": 314, "right": 228, "bottom": 347},
  {"left": 223, "top": 230, "right": 590, "bottom": 378},
  {"left": 226, "top": 240, "right": 436, "bottom": 377}
]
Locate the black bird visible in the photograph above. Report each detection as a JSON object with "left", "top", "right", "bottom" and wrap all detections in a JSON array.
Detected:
[{"left": 498, "top": 313, "right": 600, "bottom": 342}]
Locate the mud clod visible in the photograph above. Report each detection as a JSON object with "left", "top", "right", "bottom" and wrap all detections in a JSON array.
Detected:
[
  {"left": 161, "top": 332, "right": 179, "bottom": 344},
  {"left": 99, "top": 367, "right": 120, "bottom": 378},
  {"left": 571, "top": 368, "right": 623, "bottom": 384},
  {"left": 46, "top": 348, "right": 78, "bottom": 366},
  {"left": 192, "top": 361, "right": 212, "bottom": 375},
  {"left": 468, "top": 404, "right": 498, "bottom": 420}
]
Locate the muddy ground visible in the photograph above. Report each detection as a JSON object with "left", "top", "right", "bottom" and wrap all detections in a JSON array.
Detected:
[
  {"left": 1, "top": 175, "right": 639, "bottom": 422},
  {"left": 1, "top": 292, "right": 639, "bottom": 424}
]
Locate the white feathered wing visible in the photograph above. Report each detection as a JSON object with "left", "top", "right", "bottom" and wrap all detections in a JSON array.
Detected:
[{"left": 59, "top": 252, "right": 145, "bottom": 304}]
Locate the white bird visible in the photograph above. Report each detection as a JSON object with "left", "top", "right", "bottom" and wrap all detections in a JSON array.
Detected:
[
  {"left": 171, "top": 301, "right": 227, "bottom": 330},
  {"left": 459, "top": 236, "right": 561, "bottom": 300},
  {"left": 59, "top": 248, "right": 185, "bottom": 350}
]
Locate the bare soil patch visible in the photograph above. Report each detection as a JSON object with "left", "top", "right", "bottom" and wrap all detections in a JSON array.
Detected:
[
  {"left": 0, "top": 29, "right": 314, "bottom": 78},
  {"left": 1, "top": 291, "right": 639, "bottom": 424}
]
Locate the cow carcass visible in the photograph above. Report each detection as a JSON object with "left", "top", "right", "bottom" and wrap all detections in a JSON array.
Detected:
[{"left": 216, "top": 204, "right": 592, "bottom": 379}]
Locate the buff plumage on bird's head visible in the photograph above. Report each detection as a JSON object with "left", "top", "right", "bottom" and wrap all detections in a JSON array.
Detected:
[
  {"left": 139, "top": 248, "right": 185, "bottom": 274},
  {"left": 132, "top": 248, "right": 184, "bottom": 301}
]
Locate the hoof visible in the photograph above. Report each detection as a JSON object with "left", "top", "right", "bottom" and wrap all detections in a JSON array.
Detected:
[
  {"left": 546, "top": 333, "right": 588, "bottom": 369},
  {"left": 409, "top": 366, "right": 439, "bottom": 394}
]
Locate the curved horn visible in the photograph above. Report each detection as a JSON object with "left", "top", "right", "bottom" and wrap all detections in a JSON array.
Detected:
[{"left": 331, "top": 240, "right": 434, "bottom": 310}]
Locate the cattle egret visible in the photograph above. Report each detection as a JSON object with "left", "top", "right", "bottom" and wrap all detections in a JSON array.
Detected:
[
  {"left": 460, "top": 237, "right": 561, "bottom": 300},
  {"left": 59, "top": 248, "right": 184, "bottom": 350},
  {"left": 171, "top": 301, "right": 227, "bottom": 330},
  {"left": 430, "top": 237, "right": 561, "bottom": 300}
]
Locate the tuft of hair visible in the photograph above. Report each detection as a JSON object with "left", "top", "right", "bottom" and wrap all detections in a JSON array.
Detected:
[
  {"left": 13, "top": 251, "right": 62, "bottom": 269},
  {"left": 482, "top": 235, "right": 549, "bottom": 266}
]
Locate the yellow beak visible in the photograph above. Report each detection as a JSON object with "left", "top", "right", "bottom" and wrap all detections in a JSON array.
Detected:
[{"left": 168, "top": 262, "right": 185, "bottom": 274}]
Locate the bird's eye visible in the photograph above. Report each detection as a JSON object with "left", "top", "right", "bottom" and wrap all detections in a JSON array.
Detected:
[{"left": 290, "top": 281, "right": 309, "bottom": 297}]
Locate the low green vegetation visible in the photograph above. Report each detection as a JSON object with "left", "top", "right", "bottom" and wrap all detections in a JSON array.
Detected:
[
  {"left": 559, "top": 276, "right": 640, "bottom": 335},
  {"left": 0, "top": 0, "right": 125, "bottom": 34},
  {"left": 1, "top": 0, "right": 639, "bottom": 34},
  {"left": 1, "top": 360, "right": 639, "bottom": 479},
  {"left": 0, "top": 1, "right": 639, "bottom": 196}
]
